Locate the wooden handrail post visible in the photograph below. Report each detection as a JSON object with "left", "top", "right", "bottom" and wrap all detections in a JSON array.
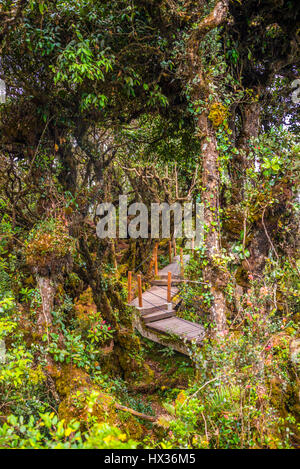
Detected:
[
  {"left": 168, "top": 240, "right": 172, "bottom": 264},
  {"left": 154, "top": 242, "right": 159, "bottom": 276},
  {"left": 167, "top": 271, "right": 172, "bottom": 303},
  {"left": 137, "top": 274, "right": 143, "bottom": 308},
  {"left": 127, "top": 271, "right": 132, "bottom": 304},
  {"left": 180, "top": 248, "right": 184, "bottom": 278}
]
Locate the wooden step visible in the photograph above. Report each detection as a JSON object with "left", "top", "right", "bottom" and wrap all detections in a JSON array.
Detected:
[
  {"left": 130, "top": 285, "right": 172, "bottom": 311},
  {"left": 147, "top": 316, "right": 205, "bottom": 338},
  {"left": 143, "top": 310, "right": 174, "bottom": 324},
  {"left": 128, "top": 302, "right": 168, "bottom": 314},
  {"left": 158, "top": 273, "right": 181, "bottom": 280},
  {"left": 139, "top": 303, "right": 168, "bottom": 315},
  {"left": 130, "top": 250, "right": 206, "bottom": 353},
  {"left": 180, "top": 328, "right": 205, "bottom": 342},
  {"left": 151, "top": 279, "right": 182, "bottom": 286}
]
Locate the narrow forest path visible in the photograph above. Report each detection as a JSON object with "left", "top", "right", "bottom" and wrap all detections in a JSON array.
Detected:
[{"left": 129, "top": 253, "right": 205, "bottom": 355}]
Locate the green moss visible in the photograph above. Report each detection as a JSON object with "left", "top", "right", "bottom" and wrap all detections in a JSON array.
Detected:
[{"left": 56, "top": 364, "right": 145, "bottom": 439}]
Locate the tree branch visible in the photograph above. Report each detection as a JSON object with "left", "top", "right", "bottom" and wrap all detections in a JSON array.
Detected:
[{"left": 193, "top": 0, "right": 229, "bottom": 39}]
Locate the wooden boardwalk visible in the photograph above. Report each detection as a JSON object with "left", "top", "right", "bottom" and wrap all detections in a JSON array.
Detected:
[{"left": 130, "top": 254, "right": 205, "bottom": 353}]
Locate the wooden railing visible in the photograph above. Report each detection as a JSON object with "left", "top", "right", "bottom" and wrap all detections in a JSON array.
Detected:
[{"left": 127, "top": 238, "right": 194, "bottom": 308}]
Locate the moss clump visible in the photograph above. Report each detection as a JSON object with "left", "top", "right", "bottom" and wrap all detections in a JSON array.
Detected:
[
  {"left": 25, "top": 218, "right": 75, "bottom": 276},
  {"left": 208, "top": 102, "right": 228, "bottom": 128}
]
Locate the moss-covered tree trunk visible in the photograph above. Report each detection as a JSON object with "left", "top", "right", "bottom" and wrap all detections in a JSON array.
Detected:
[
  {"left": 186, "top": 0, "right": 230, "bottom": 336},
  {"left": 93, "top": 285, "right": 143, "bottom": 380},
  {"left": 78, "top": 237, "right": 143, "bottom": 379},
  {"left": 198, "top": 112, "right": 228, "bottom": 335}
]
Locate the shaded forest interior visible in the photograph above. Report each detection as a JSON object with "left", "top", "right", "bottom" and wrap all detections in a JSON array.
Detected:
[{"left": 0, "top": 0, "right": 299, "bottom": 449}]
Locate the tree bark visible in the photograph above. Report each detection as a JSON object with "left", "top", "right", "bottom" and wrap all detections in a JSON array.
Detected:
[
  {"left": 36, "top": 275, "right": 55, "bottom": 333},
  {"left": 238, "top": 100, "right": 261, "bottom": 168},
  {"left": 185, "top": 0, "right": 230, "bottom": 336},
  {"left": 198, "top": 112, "right": 228, "bottom": 335},
  {"left": 239, "top": 102, "right": 260, "bottom": 148}
]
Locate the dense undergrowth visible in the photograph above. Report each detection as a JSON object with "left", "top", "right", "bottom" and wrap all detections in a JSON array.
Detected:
[{"left": 0, "top": 234, "right": 299, "bottom": 448}]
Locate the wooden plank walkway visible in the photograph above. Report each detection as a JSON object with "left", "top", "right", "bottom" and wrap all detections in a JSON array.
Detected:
[{"left": 130, "top": 254, "right": 205, "bottom": 352}]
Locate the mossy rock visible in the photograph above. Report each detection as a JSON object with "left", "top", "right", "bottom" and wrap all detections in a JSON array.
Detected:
[
  {"left": 58, "top": 389, "right": 118, "bottom": 427},
  {"left": 56, "top": 364, "right": 145, "bottom": 439}
]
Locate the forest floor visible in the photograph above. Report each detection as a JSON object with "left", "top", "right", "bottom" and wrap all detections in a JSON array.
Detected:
[{"left": 132, "top": 337, "right": 195, "bottom": 420}]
